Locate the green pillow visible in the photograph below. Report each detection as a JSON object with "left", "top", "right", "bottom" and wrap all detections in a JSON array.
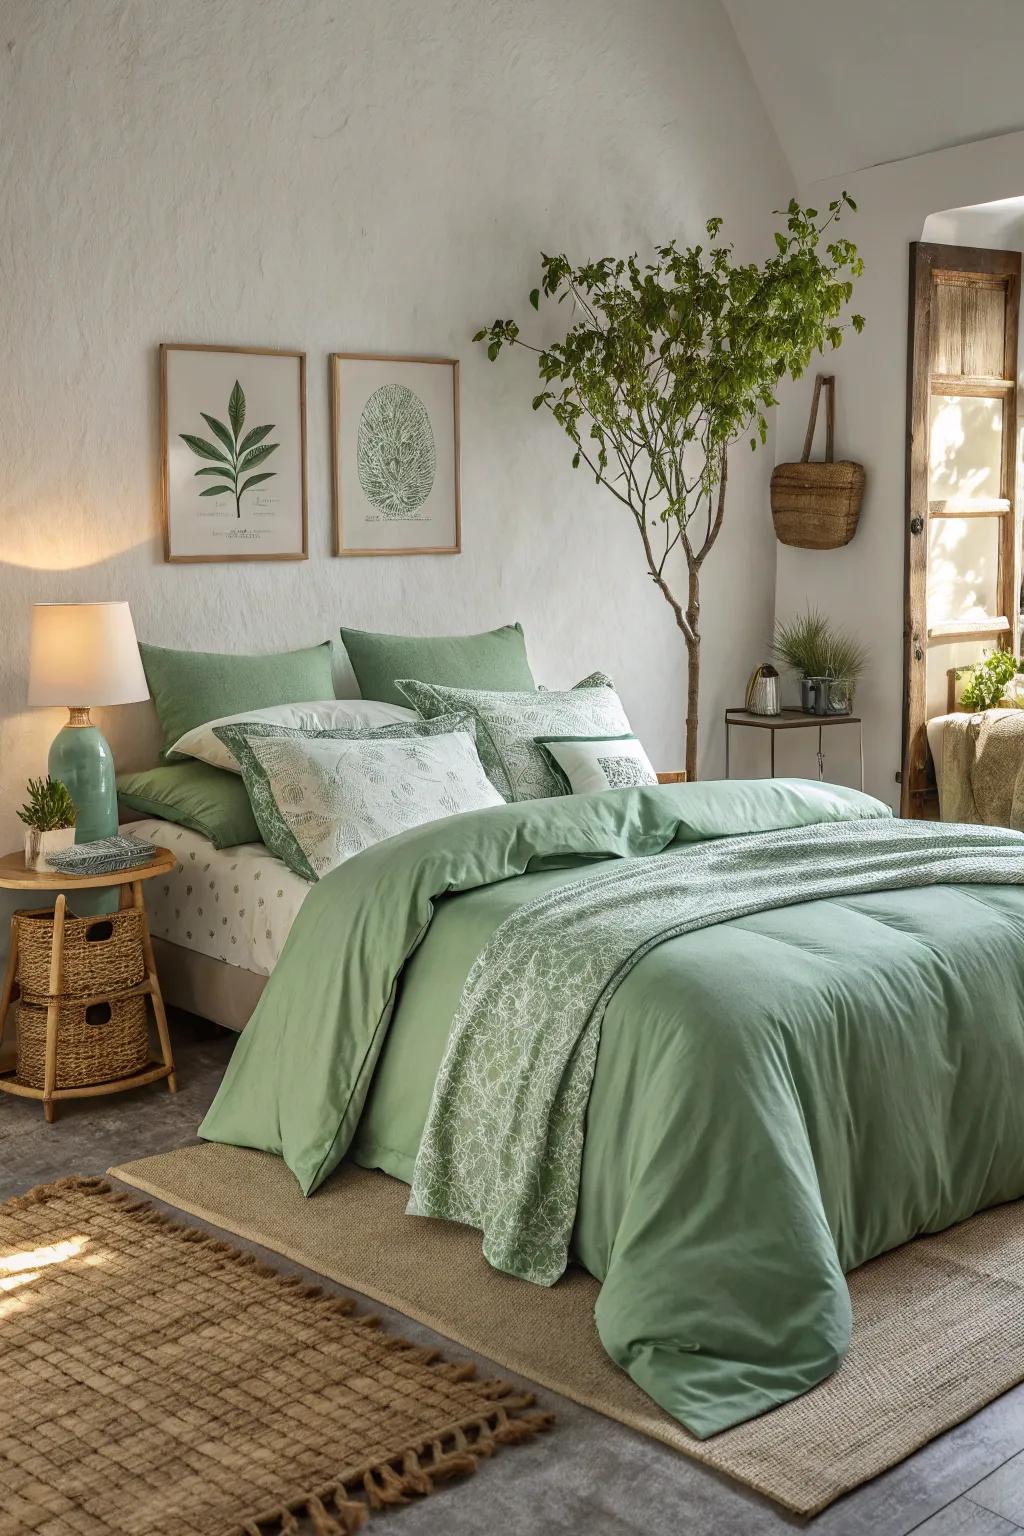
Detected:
[
  {"left": 339, "top": 623, "right": 534, "bottom": 707},
  {"left": 116, "top": 762, "right": 261, "bottom": 849},
  {"left": 139, "top": 641, "right": 336, "bottom": 759},
  {"left": 397, "top": 672, "right": 632, "bottom": 802}
]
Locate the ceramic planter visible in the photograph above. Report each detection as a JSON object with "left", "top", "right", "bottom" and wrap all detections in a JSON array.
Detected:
[{"left": 24, "top": 826, "right": 76, "bottom": 871}]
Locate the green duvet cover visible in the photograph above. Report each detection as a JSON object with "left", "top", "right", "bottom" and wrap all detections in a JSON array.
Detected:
[{"left": 200, "top": 779, "right": 1024, "bottom": 1437}]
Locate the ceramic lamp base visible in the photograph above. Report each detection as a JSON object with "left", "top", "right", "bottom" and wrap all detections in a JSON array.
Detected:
[{"left": 47, "top": 717, "right": 118, "bottom": 844}]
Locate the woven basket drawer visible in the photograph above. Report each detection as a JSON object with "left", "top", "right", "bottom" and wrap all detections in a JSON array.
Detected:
[
  {"left": 16, "top": 907, "right": 146, "bottom": 1000},
  {"left": 15, "top": 996, "right": 149, "bottom": 1089}
]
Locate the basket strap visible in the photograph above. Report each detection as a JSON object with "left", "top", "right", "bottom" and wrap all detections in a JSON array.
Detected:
[{"left": 800, "top": 374, "right": 835, "bottom": 463}]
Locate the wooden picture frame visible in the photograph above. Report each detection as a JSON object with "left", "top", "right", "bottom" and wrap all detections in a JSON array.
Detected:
[
  {"left": 330, "top": 352, "right": 461, "bottom": 557},
  {"left": 160, "top": 342, "right": 308, "bottom": 563}
]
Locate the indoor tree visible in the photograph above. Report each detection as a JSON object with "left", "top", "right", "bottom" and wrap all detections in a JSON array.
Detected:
[{"left": 475, "top": 198, "right": 864, "bottom": 779}]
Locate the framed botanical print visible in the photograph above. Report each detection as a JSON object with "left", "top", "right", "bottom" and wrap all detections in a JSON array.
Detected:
[
  {"left": 331, "top": 353, "right": 461, "bottom": 557},
  {"left": 160, "top": 343, "right": 307, "bottom": 562}
]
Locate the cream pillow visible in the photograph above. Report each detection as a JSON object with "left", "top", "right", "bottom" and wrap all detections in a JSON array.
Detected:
[
  {"left": 170, "top": 698, "right": 416, "bottom": 773},
  {"left": 536, "top": 733, "right": 658, "bottom": 794}
]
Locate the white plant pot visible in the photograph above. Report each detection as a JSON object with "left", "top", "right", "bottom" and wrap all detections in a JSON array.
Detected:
[{"left": 24, "top": 826, "right": 76, "bottom": 871}]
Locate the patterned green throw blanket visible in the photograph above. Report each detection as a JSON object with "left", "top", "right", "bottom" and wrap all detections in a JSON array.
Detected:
[{"left": 409, "top": 818, "right": 1024, "bottom": 1284}]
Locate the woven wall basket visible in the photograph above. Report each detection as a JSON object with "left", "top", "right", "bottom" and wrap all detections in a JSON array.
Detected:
[
  {"left": 16, "top": 995, "right": 149, "bottom": 1089},
  {"left": 771, "top": 374, "right": 865, "bottom": 550}
]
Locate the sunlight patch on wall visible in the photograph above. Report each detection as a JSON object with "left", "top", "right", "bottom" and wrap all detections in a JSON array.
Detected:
[{"left": 928, "top": 396, "right": 1003, "bottom": 505}]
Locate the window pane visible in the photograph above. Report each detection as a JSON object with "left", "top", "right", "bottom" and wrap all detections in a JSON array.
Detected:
[
  {"left": 928, "top": 395, "right": 1003, "bottom": 504},
  {"left": 927, "top": 515, "right": 1000, "bottom": 626}
]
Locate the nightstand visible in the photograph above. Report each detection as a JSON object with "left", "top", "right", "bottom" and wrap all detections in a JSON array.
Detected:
[
  {"left": 724, "top": 708, "right": 864, "bottom": 788},
  {"left": 0, "top": 847, "right": 177, "bottom": 1122}
]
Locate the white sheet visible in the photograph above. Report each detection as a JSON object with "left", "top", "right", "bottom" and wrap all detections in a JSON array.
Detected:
[{"left": 124, "top": 818, "right": 309, "bottom": 976}]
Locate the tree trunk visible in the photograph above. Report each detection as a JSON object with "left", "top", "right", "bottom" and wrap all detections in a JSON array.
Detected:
[{"left": 683, "top": 565, "right": 701, "bottom": 781}]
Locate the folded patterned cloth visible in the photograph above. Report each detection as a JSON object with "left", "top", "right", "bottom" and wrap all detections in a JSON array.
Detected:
[{"left": 45, "top": 835, "right": 157, "bottom": 876}]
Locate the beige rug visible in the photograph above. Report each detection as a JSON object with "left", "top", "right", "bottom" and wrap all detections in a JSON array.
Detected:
[
  {"left": 0, "top": 1177, "right": 551, "bottom": 1536},
  {"left": 111, "top": 1144, "right": 1024, "bottom": 1518}
]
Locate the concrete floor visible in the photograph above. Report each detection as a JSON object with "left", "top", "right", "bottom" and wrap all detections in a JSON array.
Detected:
[{"left": 4, "top": 1012, "right": 1024, "bottom": 1536}]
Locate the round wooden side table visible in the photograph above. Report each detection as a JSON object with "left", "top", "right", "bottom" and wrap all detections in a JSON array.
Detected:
[{"left": 0, "top": 847, "right": 178, "bottom": 1122}]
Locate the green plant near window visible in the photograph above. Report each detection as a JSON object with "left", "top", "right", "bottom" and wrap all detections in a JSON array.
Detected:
[
  {"left": 959, "top": 651, "right": 1024, "bottom": 711},
  {"left": 475, "top": 199, "right": 864, "bottom": 779},
  {"left": 180, "top": 380, "right": 278, "bottom": 518},
  {"left": 17, "top": 777, "right": 77, "bottom": 832},
  {"left": 771, "top": 608, "right": 868, "bottom": 698}
]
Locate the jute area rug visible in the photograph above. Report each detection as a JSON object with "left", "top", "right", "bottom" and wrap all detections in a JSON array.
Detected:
[
  {"left": 111, "top": 1143, "right": 1024, "bottom": 1519},
  {"left": 0, "top": 1178, "right": 551, "bottom": 1536}
]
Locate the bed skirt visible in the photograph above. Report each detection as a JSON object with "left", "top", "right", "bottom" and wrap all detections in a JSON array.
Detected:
[{"left": 152, "top": 938, "right": 265, "bottom": 1033}]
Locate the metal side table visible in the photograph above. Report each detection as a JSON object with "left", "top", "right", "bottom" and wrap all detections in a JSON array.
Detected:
[{"left": 725, "top": 708, "right": 864, "bottom": 788}]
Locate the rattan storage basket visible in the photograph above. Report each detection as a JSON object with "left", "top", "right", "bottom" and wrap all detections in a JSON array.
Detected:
[
  {"left": 771, "top": 373, "right": 864, "bottom": 550},
  {"left": 15, "top": 995, "right": 150, "bottom": 1089},
  {"left": 15, "top": 906, "right": 146, "bottom": 999}
]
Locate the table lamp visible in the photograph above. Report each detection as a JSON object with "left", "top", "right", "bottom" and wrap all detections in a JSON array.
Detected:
[{"left": 28, "top": 602, "right": 149, "bottom": 843}]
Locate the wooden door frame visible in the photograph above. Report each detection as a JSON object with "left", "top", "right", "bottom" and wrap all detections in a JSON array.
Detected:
[{"left": 901, "top": 241, "right": 1021, "bottom": 817}]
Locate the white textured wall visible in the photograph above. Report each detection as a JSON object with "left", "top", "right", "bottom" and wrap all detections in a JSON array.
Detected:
[
  {"left": 1, "top": 0, "right": 791, "bottom": 876},
  {"left": 772, "top": 132, "right": 1024, "bottom": 807}
]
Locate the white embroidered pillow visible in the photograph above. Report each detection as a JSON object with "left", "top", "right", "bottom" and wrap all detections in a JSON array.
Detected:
[
  {"left": 397, "top": 672, "right": 633, "bottom": 801},
  {"left": 536, "top": 734, "right": 658, "bottom": 795},
  {"left": 236, "top": 729, "right": 503, "bottom": 881}
]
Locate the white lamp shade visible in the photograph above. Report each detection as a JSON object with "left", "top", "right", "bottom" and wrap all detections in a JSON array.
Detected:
[{"left": 28, "top": 602, "right": 150, "bottom": 708}]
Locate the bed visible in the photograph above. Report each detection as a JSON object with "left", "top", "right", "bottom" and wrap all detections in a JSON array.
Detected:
[
  {"left": 196, "top": 776, "right": 1024, "bottom": 1441},
  {"left": 123, "top": 819, "right": 306, "bottom": 1031}
]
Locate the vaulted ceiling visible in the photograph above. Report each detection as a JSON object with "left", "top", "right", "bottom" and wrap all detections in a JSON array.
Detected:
[{"left": 722, "top": 0, "right": 1024, "bottom": 185}]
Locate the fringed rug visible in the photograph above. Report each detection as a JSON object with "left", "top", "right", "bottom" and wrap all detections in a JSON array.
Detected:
[
  {"left": 0, "top": 1178, "right": 552, "bottom": 1535},
  {"left": 112, "top": 1144, "right": 1024, "bottom": 1518}
]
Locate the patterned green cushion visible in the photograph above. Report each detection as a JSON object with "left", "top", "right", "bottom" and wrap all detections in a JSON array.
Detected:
[
  {"left": 213, "top": 712, "right": 483, "bottom": 879},
  {"left": 396, "top": 673, "right": 632, "bottom": 802}
]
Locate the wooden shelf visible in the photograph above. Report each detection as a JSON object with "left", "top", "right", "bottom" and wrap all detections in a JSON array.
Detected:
[
  {"left": 0, "top": 1059, "right": 173, "bottom": 1103},
  {"left": 929, "top": 498, "right": 1011, "bottom": 519},
  {"left": 930, "top": 373, "right": 1015, "bottom": 397},
  {"left": 928, "top": 616, "right": 1011, "bottom": 642}
]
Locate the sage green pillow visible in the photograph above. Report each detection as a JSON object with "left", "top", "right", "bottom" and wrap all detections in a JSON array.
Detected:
[
  {"left": 397, "top": 672, "right": 632, "bottom": 802},
  {"left": 339, "top": 623, "right": 534, "bottom": 707},
  {"left": 139, "top": 641, "right": 336, "bottom": 759},
  {"left": 116, "top": 762, "right": 261, "bottom": 849}
]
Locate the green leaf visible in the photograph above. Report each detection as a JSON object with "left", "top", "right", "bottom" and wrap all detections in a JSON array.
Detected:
[
  {"left": 487, "top": 341, "right": 500, "bottom": 361},
  {"left": 237, "top": 423, "right": 274, "bottom": 454},
  {"left": 239, "top": 472, "right": 276, "bottom": 494},
  {"left": 200, "top": 414, "right": 235, "bottom": 456},
  {"left": 194, "top": 465, "right": 235, "bottom": 480},
  {"left": 228, "top": 380, "right": 246, "bottom": 439},
  {"left": 239, "top": 442, "right": 278, "bottom": 471},
  {"left": 571, "top": 451, "right": 581, "bottom": 469},
  {"left": 472, "top": 328, "right": 487, "bottom": 342},
  {"left": 180, "top": 433, "right": 232, "bottom": 465},
  {"left": 199, "top": 484, "right": 232, "bottom": 497},
  {"left": 529, "top": 288, "right": 540, "bottom": 310}
]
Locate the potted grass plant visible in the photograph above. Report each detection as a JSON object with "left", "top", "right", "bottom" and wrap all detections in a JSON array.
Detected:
[
  {"left": 18, "top": 777, "right": 77, "bottom": 870},
  {"left": 772, "top": 608, "right": 867, "bottom": 714}
]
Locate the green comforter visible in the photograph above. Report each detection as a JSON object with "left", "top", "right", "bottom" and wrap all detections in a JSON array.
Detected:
[{"left": 200, "top": 780, "right": 1024, "bottom": 1437}]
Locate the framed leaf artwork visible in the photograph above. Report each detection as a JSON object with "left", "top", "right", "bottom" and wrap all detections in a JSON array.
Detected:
[
  {"left": 160, "top": 343, "right": 307, "bottom": 562},
  {"left": 330, "top": 353, "right": 461, "bottom": 556}
]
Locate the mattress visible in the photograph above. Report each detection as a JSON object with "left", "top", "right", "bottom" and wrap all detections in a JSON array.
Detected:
[{"left": 124, "top": 819, "right": 309, "bottom": 976}]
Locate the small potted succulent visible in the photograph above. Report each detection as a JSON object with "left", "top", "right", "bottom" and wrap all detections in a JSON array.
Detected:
[{"left": 18, "top": 777, "right": 77, "bottom": 870}]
